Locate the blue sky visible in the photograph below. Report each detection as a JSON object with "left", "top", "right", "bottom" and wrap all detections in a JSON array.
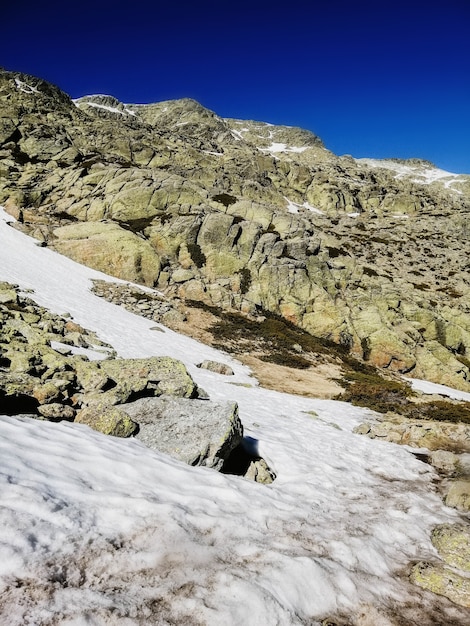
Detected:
[{"left": 2, "top": 0, "right": 470, "bottom": 172}]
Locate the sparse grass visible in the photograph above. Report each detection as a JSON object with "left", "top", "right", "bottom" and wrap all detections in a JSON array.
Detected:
[
  {"left": 186, "top": 299, "right": 470, "bottom": 425},
  {"left": 406, "top": 401, "right": 470, "bottom": 424},
  {"left": 340, "top": 369, "right": 470, "bottom": 424},
  {"left": 186, "top": 300, "right": 346, "bottom": 370}
]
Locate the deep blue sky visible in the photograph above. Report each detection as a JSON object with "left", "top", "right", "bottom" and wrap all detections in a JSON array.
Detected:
[{"left": 2, "top": 1, "right": 469, "bottom": 172}]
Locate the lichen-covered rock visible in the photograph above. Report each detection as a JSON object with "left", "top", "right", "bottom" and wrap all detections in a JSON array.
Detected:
[
  {"left": 410, "top": 562, "right": 470, "bottom": 608},
  {"left": 2, "top": 68, "right": 470, "bottom": 392},
  {"left": 355, "top": 417, "right": 470, "bottom": 452},
  {"left": 37, "top": 402, "right": 75, "bottom": 421},
  {"left": 97, "top": 356, "right": 197, "bottom": 404},
  {"left": 444, "top": 480, "right": 470, "bottom": 511},
  {"left": 52, "top": 221, "right": 161, "bottom": 287},
  {"left": 410, "top": 524, "right": 470, "bottom": 608},
  {"left": 75, "top": 404, "right": 138, "bottom": 437},
  {"left": 120, "top": 395, "right": 243, "bottom": 470},
  {"left": 245, "top": 459, "right": 276, "bottom": 484},
  {"left": 196, "top": 360, "right": 234, "bottom": 376}
]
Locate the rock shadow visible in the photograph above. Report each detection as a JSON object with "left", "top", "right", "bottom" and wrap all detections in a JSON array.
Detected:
[{"left": 221, "top": 436, "right": 276, "bottom": 483}]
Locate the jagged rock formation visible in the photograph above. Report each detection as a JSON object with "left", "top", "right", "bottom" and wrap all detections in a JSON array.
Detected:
[{"left": 1, "top": 69, "right": 470, "bottom": 390}]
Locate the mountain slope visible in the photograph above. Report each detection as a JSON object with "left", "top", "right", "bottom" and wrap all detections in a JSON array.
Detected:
[
  {"left": 1, "top": 207, "right": 470, "bottom": 625},
  {"left": 1, "top": 69, "right": 470, "bottom": 391}
]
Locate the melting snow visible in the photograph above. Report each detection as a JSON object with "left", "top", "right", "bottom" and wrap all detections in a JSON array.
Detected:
[
  {"left": 0, "top": 207, "right": 465, "bottom": 624},
  {"left": 359, "top": 158, "right": 465, "bottom": 192},
  {"left": 260, "top": 142, "right": 309, "bottom": 154},
  {"left": 75, "top": 99, "right": 136, "bottom": 117},
  {"left": 407, "top": 378, "right": 470, "bottom": 403},
  {"left": 285, "top": 197, "right": 324, "bottom": 215},
  {"left": 14, "top": 78, "right": 38, "bottom": 94}
]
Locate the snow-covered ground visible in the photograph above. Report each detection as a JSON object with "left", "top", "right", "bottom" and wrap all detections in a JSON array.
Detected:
[{"left": 0, "top": 208, "right": 466, "bottom": 624}]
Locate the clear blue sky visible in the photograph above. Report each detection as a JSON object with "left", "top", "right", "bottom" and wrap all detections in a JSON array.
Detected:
[{"left": 2, "top": 1, "right": 469, "bottom": 172}]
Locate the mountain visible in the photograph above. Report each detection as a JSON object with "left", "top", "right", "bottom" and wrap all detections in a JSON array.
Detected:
[
  {"left": 2, "top": 198, "right": 470, "bottom": 626},
  {"left": 1, "top": 70, "right": 470, "bottom": 623},
  {"left": 1, "top": 69, "right": 470, "bottom": 392}
]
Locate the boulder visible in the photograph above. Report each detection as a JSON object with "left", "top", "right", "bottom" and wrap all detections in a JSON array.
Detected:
[
  {"left": 410, "top": 523, "right": 470, "bottom": 608},
  {"left": 121, "top": 395, "right": 243, "bottom": 470},
  {"left": 52, "top": 221, "right": 161, "bottom": 287},
  {"left": 75, "top": 404, "right": 138, "bottom": 437},
  {"left": 37, "top": 403, "right": 75, "bottom": 421},
  {"left": 444, "top": 480, "right": 470, "bottom": 511},
  {"left": 196, "top": 360, "right": 234, "bottom": 376},
  {"left": 98, "top": 357, "right": 197, "bottom": 404}
]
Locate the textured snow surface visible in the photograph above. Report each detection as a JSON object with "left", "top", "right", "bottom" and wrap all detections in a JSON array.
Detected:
[{"left": 0, "top": 208, "right": 466, "bottom": 624}]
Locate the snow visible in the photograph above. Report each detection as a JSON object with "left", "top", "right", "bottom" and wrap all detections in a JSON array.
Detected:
[
  {"left": 358, "top": 158, "right": 466, "bottom": 192},
  {"left": 285, "top": 197, "right": 324, "bottom": 215},
  {"left": 407, "top": 377, "right": 470, "bottom": 402},
  {"left": 231, "top": 129, "right": 244, "bottom": 141},
  {"left": 77, "top": 100, "right": 136, "bottom": 117},
  {"left": 49, "top": 340, "right": 111, "bottom": 361},
  {"left": 260, "top": 142, "right": 309, "bottom": 155},
  {"left": 0, "top": 207, "right": 465, "bottom": 624},
  {"left": 14, "top": 78, "right": 38, "bottom": 94}
]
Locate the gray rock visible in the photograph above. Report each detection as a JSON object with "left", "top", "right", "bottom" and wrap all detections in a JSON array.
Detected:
[
  {"left": 121, "top": 395, "right": 243, "bottom": 469},
  {"left": 37, "top": 403, "right": 75, "bottom": 421},
  {"left": 196, "top": 360, "right": 234, "bottom": 376},
  {"left": 444, "top": 480, "right": 470, "bottom": 511}
]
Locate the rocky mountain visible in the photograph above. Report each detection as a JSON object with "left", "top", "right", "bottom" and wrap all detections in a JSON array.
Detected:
[
  {"left": 1, "top": 69, "right": 470, "bottom": 392},
  {"left": 2, "top": 69, "right": 470, "bottom": 624}
]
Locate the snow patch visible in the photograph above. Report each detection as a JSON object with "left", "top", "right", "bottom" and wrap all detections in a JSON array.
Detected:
[
  {"left": 14, "top": 78, "right": 38, "bottom": 94},
  {"left": 49, "top": 341, "right": 111, "bottom": 361},
  {"left": 77, "top": 100, "right": 136, "bottom": 117},
  {"left": 231, "top": 129, "right": 244, "bottom": 141},
  {"left": 285, "top": 197, "right": 324, "bottom": 215},
  {"left": 260, "top": 142, "right": 309, "bottom": 154},
  {"left": 406, "top": 378, "right": 470, "bottom": 402},
  {"left": 358, "top": 158, "right": 466, "bottom": 192}
]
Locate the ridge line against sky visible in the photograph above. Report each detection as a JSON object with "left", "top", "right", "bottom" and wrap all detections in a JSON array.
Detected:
[{"left": 2, "top": 0, "right": 470, "bottom": 173}]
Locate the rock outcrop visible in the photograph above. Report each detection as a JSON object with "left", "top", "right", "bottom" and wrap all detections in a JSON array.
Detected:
[
  {"left": 0, "top": 281, "right": 198, "bottom": 420},
  {"left": 411, "top": 523, "right": 470, "bottom": 608},
  {"left": 1, "top": 69, "right": 470, "bottom": 390}
]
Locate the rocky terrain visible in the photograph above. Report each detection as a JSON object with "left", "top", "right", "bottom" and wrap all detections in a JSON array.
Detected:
[
  {"left": 1, "top": 69, "right": 470, "bottom": 394},
  {"left": 1, "top": 69, "right": 470, "bottom": 620},
  {"left": 0, "top": 280, "right": 274, "bottom": 482}
]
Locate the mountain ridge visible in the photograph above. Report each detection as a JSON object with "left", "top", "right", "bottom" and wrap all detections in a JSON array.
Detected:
[{"left": 1, "top": 68, "right": 470, "bottom": 392}]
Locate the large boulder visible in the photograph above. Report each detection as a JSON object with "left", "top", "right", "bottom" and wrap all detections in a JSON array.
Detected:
[
  {"left": 410, "top": 523, "right": 470, "bottom": 608},
  {"left": 121, "top": 395, "right": 243, "bottom": 470},
  {"left": 52, "top": 221, "right": 160, "bottom": 286}
]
